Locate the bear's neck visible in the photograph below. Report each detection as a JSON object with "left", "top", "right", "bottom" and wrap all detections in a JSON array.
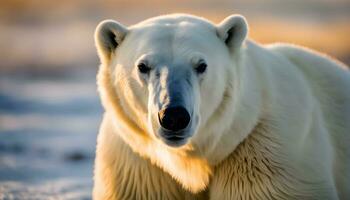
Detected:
[{"left": 210, "top": 122, "right": 300, "bottom": 199}]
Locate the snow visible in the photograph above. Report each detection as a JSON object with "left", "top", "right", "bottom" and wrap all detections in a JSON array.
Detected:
[
  {"left": 0, "top": 69, "right": 102, "bottom": 199},
  {"left": 0, "top": 179, "right": 91, "bottom": 200}
]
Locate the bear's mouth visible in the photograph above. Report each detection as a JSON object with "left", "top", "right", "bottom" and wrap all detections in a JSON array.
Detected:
[
  {"left": 157, "top": 127, "right": 192, "bottom": 147},
  {"left": 160, "top": 135, "right": 189, "bottom": 147}
]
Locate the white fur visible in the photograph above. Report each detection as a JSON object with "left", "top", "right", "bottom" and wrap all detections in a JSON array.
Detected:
[{"left": 93, "top": 14, "right": 350, "bottom": 199}]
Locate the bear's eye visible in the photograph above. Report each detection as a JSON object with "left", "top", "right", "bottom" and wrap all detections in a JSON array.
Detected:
[
  {"left": 195, "top": 61, "right": 207, "bottom": 74},
  {"left": 137, "top": 62, "right": 151, "bottom": 74}
]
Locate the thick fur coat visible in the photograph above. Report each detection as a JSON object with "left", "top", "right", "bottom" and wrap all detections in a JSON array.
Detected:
[{"left": 93, "top": 14, "right": 350, "bottom": 199}]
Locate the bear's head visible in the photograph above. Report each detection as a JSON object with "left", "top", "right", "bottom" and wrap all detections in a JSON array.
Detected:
[{"left": 95, "top": 14, "right": 248, "bottom": 149}]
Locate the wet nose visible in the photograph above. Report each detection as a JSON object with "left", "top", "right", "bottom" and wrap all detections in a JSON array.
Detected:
[{"left": 158, "top": 106, "right": 190, "bottom": 131}]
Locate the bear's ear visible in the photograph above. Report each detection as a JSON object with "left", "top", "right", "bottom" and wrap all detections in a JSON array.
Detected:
[
  {"left": 216, "top": 15, "right": 248, "bottom": 51},
  {"left": 94, "top": 20, "right": 128, "bottom": 64}
]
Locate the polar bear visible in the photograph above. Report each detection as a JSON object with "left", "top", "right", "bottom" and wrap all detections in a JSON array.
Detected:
[{"left": 93, "top": 14, "right": 350, "bottom": 199}]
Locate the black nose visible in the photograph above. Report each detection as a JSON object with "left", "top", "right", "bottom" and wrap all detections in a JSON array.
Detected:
[{"left": 158, "top": 106, "right": 190, "bottom": 131}]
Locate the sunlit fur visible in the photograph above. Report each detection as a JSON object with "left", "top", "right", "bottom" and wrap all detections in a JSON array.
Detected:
[{"left": 93, "top": 13, "right": 350, "bottom": 199}]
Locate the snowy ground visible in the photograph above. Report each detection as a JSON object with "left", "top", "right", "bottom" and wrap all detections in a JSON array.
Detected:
[{"left": 0, "top": 68, "right": 102, "bottom": 199}]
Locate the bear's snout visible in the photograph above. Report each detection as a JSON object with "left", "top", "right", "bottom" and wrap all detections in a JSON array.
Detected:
[{"left": 158, "top": 106, "right": 190, "bottom": 132}]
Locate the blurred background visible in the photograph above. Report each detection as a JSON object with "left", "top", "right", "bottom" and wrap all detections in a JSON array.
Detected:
[{"left": 0, "top": 0, "right": 349, "bottom": 199}]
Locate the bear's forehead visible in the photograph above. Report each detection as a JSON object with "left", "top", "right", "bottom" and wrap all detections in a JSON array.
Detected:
[
  {"left": 131, "top": 22, "right": 214, "bottom": 38},
  {"left": 129, "top": 14, "right": 216, "bottom": 40},
  {"left": 127, "top": 19, "right": 217, "bottom": 52},
  {"left": 125, "top": 24, "right": 215, "bottom": 63},
  {"left": 118, "top": 14, "right": 223, "bottom": 64}
]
